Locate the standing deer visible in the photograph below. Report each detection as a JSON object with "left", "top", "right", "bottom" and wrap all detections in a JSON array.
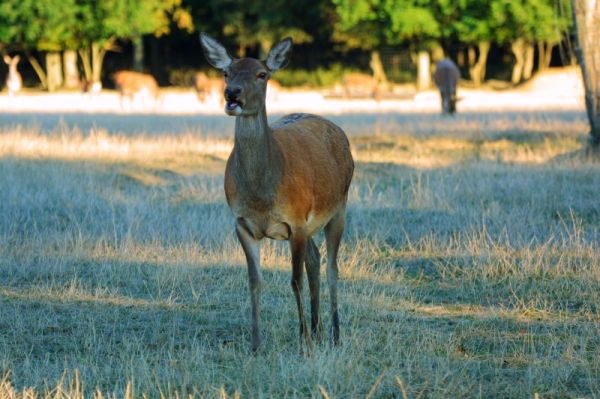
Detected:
[
  {"left": 200, "top": 33, "right": 354, "bottom": 353},
  {"left": 3, "top": 55, "right": 22, "bottom": 97},
  {"left": 112, "top": 70, "right": 159, "bottom": 110},
  {"left": 433, "top": 59, "right": 460, "bottom": 114}
]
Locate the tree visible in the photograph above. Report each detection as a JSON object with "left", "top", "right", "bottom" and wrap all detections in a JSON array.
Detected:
[
  {"left": 332, "top": 0, "right": 440, "bottom": 89},
  {"left": 492, "top": 0, "right": 570, "bottom": 84},
  {"left": 0, "top": 0, "right": 78, "bottom": 90},
  {"left": 74, "top": 0, "right": 193, "bottom": 85},
  {"left": 572, "top": 0, "right": 600, "bottom": 143},
  {"left": 452, "top": 0, "right": 496, "bottom": 86}
]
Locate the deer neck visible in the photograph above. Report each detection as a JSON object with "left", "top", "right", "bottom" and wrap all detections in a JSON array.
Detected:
[{"left": 232, "top": 106, "right": 282, "bottom": 205}]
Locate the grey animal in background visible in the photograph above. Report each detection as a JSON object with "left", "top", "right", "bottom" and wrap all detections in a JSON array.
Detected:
[
  {"left": 3, "top": 55, "right": 22, "bottom": 97},
  {"left": 433, "top": 59, "right": 460, "bottom": 114}
]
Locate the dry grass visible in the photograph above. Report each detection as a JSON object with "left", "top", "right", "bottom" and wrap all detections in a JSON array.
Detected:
[{"left": 0, "top": 111, "right": 599, "bottom": 398}]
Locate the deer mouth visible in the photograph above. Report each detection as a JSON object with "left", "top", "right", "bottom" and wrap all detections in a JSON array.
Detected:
[{"left": 225, "top": 99, "right": 244, "bottom": 115}]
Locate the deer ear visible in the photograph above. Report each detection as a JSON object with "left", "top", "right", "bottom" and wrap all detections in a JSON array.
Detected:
[
  {"left": 2, "top": 55, "right": 10, "bottom": 64},
  {"left": 265, "top": 38, "right": 293, "bottom": 71},
  {"left": 199, "top": 32, "right": 233, "bottom": 70}
]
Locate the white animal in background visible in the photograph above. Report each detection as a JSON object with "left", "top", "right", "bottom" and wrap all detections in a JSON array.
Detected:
[{"left": 3, "top": 55, "right": 22, "bottom": 97}]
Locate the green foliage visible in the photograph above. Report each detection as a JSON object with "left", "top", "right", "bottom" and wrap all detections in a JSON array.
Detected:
[
  {"left": 332, "top": 0, "right": 440, "bottom": 50},
  {"left": 0, "top": 0, "right": 192, "bottom": 51},
  {"left": 275, "top": 63, "right": 353, "bottom": 87},
  {"left": 491, "top": 0, "right": 570, "bottom": 44},
  {"left": 0, "top": 0, "right": 77, "bottom": 51}
]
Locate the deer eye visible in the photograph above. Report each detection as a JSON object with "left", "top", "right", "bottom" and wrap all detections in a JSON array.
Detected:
[
  {"left": 223, "top": 71, "right": 229, "bottom": 78},
  {"left": 257, "top": 72, "right": 267, "bottom": 79}
]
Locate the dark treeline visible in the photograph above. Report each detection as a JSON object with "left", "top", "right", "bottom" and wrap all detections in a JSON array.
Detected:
[{"left": 0, "top": 0, "right": 574, "bottom": 90}]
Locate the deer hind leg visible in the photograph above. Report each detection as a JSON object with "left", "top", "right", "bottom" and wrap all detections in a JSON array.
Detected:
[
  {"left": 305, "top": 238, "right": 323, "bottom": 341},
  {"left": 324, "top": 208, "right": 346, "bottom": 345},
  {"left": 290, "top": 230, "right": 312, "bottom": 354},
  {"left": 236, "top": 221, "right": 262, "bottom": 352}
]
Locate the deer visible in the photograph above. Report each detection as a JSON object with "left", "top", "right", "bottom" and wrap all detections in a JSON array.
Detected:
[
  {"left": 433, "top": 59, "right": 460, "bottom": 114},
  {"left": 194, "top": 71, "right": 225, "bottom": 104},
  {"left": 3, "top": 55, "right": 22, "bottom": 97},
  {"left": 342, "top": 72, "right": 380, "bottom": 100},
  {"left": 199, "top": 32, "right": 354, "bottom": 353},
  {"left": 112, "top": 70, "right": 160, "bottom": 110}
]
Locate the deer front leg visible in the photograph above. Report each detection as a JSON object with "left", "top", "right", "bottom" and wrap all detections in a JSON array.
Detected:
[
  {"left": 236, "top": 220, "right": 262, "bottom": 352},
  {"left": 290, "top": 229, "right": 312, "bottom": 354}
]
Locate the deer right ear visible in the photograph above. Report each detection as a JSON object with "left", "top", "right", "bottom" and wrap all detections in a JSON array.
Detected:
[
  {"left": 200, "top": 33, "right": 233, "bottom": 70},
  {"left": 2, "top": 55, "right": 10, "bottom": 64}
]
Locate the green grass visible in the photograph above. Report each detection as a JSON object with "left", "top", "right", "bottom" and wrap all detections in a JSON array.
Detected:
[{"left": 0, "top": 113, "right": 599, "bottom": 398}]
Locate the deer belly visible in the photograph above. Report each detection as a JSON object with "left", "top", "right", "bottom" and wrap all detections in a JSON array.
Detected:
[{"left": 241, "top": 217, "right": 291, "bottom": 240}]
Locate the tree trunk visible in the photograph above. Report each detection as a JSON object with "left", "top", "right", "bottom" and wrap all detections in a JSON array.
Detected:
[
  {"left": 25, "top": 53, "right": 48, "bottom": 89},
  {"left": 467, "top": 46, "right": 476, "bottom": 67},
  {"left": 511, "top": 38, "right": 526, "bottom": 84},
  {"left": 78, "top": 47, "right": 92, "bottom": 83},
  {"left": 468, "top": 41, "right": 490, "bottom": 87},
  {"left": 522, "top": 42, "right": 535, "bottom": 80},
  {"left": 91, "top": 42, "right": 106, "bottom": 84},
  {"left": 369, "top": 50, "right": 388, "bottom": 86},
  {"left": 46, "top": 52, "right": 63, "bottom": 92},
  {"left": 457, "top": 49, "right": 465, "bottom": 67},
  {"left": 63, "top": 50, "right": 79, "bottom": 89},
  {"left": 416, "top": 50, "right": 431, "bottom": 91},
  {"left": 543, "top": 42, "right": 554, "bottom": 69},
  {"left": 431, "top": 44, "right": 445, "bottom": 62},
  {"left": 133, "top": 35, "right": 144, "bottom": 72},
  {"left": 572, "top": 0, "right": 600, "bottom": 143}
]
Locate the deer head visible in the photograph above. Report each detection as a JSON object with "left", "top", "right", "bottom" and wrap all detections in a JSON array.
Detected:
[
  {"left": 199, "top": 33, "right": 292, "bottom": 116},
  {"left": 3, "top": 55, "right": 20, "bottom": 68}
]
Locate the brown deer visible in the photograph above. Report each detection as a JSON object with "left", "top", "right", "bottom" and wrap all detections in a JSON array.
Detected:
[
  {"left": 342, "top": 72, "right": 380, "bottom": 99},
  {"left": 200, "top": 33, "right": 354, "bottom": 353},
  {"left": 112, "top": 70, "right": 159, "bottom": 110},
  {"left": 433, "top": 59, "right": 460, "bottom": 114},
  {"left": 3, "top": 55, "right": 22, "bottom": 97},
  {"left": 194, "top": 71, "right": 225, "bottom": 104}
]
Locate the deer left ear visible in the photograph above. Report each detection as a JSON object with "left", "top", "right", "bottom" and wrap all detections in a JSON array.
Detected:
[{"left": 265, "top": 38, "right": 293, "bottom": 71}]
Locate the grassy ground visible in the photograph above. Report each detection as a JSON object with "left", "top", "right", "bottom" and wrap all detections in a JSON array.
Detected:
[{"left": 0, "top": 111, "right": 599, "bottom": 398}]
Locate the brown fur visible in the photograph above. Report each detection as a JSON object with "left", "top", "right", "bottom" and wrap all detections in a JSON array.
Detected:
[
  {"left": 200, "top": 33, "right": 353, "bottom": 352},
  {"left": 194, "top": 72, "right": 225, "bottom": 103},
  {"left": 112, "top": 71, "right": 159, "bottom": 103}
]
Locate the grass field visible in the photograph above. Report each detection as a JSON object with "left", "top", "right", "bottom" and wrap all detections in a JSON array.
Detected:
[{"left": 0, "top": 110, "right": 599, "bottom": 398}]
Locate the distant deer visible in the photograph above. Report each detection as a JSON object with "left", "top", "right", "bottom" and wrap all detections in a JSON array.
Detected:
[
  {"left": 112, "top": 70, "right": 159, "bottom": 110},
  {"left": 433, "top": 59, "right": 460, "bottom": 114},
  {"left": 342, "top": 72, "right": 380, "bottom": 100},
  {"left": 200, "top": 33, "right": 354, "bottom": 353},
  {"left": 194, "top": 71, "right": 225, "bottom": 104},
  {"left": 3, "top": 55, "right": 22, "bottom": 97}
]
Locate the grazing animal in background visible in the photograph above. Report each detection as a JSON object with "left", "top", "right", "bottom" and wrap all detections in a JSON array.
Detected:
[
  {"left": 433, "top": 59, "right": 460, "bottom": 114},
  {"left": 3, "top": 55, "right": 22, "bottom": 97},
  {"left": 342, "top": 72, "right": 379, "bottom": 99},
  {"left": 200, "top": 32, "right": 354, "bottom": 353},
  {"left": 112, "top": 70, "right": 159, "bottom": 110},
  {"left": 194, "top": 71, "right": 225, "bottom": 105}
]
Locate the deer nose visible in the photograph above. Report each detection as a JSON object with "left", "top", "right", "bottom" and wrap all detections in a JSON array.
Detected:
[{"left": 225, "top": 87, "right": 241, "bottom": 100}]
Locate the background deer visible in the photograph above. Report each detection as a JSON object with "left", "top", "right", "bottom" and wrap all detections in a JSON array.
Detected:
[
  {"left": 200, "top": 33, "right": 354, "bottom": 353},
  {"left": 3, "top": 55, "right": 22, "bottom": 97},
  {"left": 194, "top": 71, "right": 225, "bottom": 104},
  {"left": 112, "top": 70, "right": 159, "bottom": 110},
  {"left": 433, "top": 59, "right": 461, "bottom": 114}
]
